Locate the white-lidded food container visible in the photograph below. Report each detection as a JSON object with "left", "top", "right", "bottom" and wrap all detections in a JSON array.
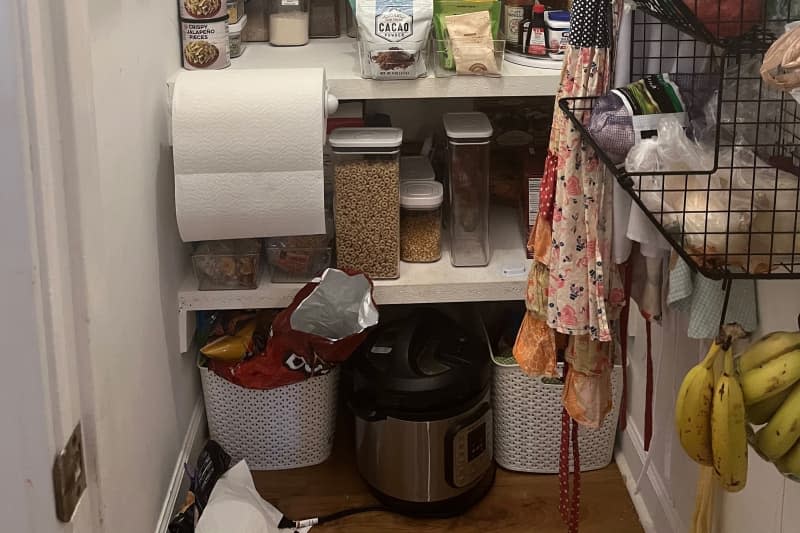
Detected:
[
  {"left": 269, "top": 0, "right": 310, "bottom": 46},
  {"left": 229, "top": 14, "right": 248, "bottom": 57},
  {"left": 330, "top": 127, "right": 403, "bottom": 279},
  {"left": 545, "top": 10, "right": 570, "bottom": 56},
  {"left": 400, "top": 155, "right": 436, "bottom": 181},
  {"left": 181, "top": 0, "right": 228, "bottom": 20},
  {"left": 400, "top": 180, "right": 444, "bottom": 263},
  {"left": 443, "top": 112, "right": 493, "bottom": 267},
  {"left": 181, "top": 16, "right": 231, "bottom": 70}
]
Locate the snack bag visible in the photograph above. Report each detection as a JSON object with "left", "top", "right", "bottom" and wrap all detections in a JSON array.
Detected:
[{"left": 209, "top": 269, "right": 378, "bottom": 390}]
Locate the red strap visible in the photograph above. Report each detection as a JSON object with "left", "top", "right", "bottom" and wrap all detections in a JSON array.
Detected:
[
  {"left": 539, "top": 153, "right": 559, "bottom": 221},
  {"left": 617, "top": 260, "right": 633, "bottom": 432},
  {"left": 644, "top": 320, "right": 654, "bottom": 452},
  {"left": 559, "top": 368, "right": 581, "bottom": 533}
]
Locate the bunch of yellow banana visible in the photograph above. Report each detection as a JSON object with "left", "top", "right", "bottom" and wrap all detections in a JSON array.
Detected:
[
  {"left": 675, "top": 339, "right": 748, "bottom": 492},
  {"left": 737, "top": 331, "right": 800, "bottom": 478}
]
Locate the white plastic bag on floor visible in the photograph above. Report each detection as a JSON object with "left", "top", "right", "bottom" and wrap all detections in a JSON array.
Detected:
[{"left": 196, "top": 461, "right": 312, "bottom": 533}]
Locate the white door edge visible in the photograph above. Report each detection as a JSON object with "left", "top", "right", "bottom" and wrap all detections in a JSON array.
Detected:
[{"left": 7, "top": 0, "right": 105, "bottom": 530}]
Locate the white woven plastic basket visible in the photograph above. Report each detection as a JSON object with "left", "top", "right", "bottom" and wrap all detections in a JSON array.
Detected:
[
  {"left": 492, "top": 360, "right": 622, "bottom": 473},
  {"left": 200, "top": 366, "right": 340, "bottom": 470}
]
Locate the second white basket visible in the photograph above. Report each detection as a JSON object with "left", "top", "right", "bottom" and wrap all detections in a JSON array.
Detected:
[
  {"left": 200, "top": 365, "right": 340, "bottom": 471},
  {"left": 492, "top": 361, "right": 622, "bottom": 473}
]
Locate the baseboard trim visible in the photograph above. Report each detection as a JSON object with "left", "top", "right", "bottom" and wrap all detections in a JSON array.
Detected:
[
  {"left": 616, "top": 419, "right": 686, "bottom": 533},
  {"left": 155, "top": 398, "right": 207, "bottom": 533}
]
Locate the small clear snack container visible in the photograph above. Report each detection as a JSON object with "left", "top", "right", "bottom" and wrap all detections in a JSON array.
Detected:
[
  {"left": 330, "top": 127, "right": 403, "bottom": 279},
  {"left": 443, "top": 112, "right": 493, "bottom": 267},
  {"left": 400, "top": 180, "right": 444, "bottom": 263},
  {"left": 192, "top": 238, "right": 262, "bottom": 290}
]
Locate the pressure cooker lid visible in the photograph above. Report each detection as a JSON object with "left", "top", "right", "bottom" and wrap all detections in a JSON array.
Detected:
[{"left": 351, "top": 309, "right": 491, "bottom": 418}]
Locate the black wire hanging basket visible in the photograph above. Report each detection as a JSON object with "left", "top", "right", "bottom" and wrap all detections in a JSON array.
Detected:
[{"left": 559, "top": 1, "right": 800, "bottom": 280}]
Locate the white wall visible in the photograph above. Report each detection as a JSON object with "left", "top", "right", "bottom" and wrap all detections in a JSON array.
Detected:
[
  {"left": 70, "top": 1, "right": 200, "bottom": 531},
  {"left": 621, "top": 281, "right": 800, "bottom": 533}
]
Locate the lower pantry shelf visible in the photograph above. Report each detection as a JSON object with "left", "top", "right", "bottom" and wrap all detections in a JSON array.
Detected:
[{"left": 177, "top": 207, "right": 529, "bottom": 352}]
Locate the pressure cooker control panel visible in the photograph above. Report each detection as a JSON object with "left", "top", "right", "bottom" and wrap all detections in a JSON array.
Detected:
[{"left": 445, "top": 402, "right": 493, "bottom": 488}]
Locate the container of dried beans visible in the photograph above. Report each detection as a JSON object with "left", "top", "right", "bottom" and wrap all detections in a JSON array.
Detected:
[
  {"left": 400, "top": 180, "right": 443, "bottom": 263},
  {"left": 330, "top": 127, "right": 403, "bottom": 279}
]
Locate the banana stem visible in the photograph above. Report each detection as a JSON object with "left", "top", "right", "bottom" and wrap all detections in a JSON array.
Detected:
[{"left": 702, "top": 342, "right": 722, "bottom": 370}]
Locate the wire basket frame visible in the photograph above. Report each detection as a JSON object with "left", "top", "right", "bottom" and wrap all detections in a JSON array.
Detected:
[{"left": 559, "top": 6, "right": 800, "bottom": 279}]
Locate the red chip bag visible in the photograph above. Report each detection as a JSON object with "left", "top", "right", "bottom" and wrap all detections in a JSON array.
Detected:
[{"left": 209, "top": 269, "right": 378, "bottom": 390}]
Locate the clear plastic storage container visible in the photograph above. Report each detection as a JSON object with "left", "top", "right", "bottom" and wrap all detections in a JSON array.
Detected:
[
  {"left": 228, "top": 14, "right": 248, "bottom": 57},
  {"left": 330, "top": 127, "right": 403, "bottom": 279},
  {"left": 269, "top": 0, "right": 310, "bottom": 46},
  {"left": 443, "top": 112, "right": 493, "bottom": 267},
  {"left": 192, "top": 239, "right": 262, "bottom": 290},
  {"left": 400, "top": 155, "right": 436, "bottom": 181},
  {"left": 400, "top": 180, "right": 443, "bottom": 263},
  {"left": 267, "top": 220, "right": 334, "bottom": 283}
]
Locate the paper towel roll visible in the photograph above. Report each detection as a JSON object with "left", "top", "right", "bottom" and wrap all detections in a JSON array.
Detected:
[{"left": 172, "top": 68, "right": 329, "bottom": 242}]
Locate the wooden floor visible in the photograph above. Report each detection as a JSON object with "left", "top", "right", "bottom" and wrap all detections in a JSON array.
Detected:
[{"left": 253, "top": 422, "right": 643, "bottom": 532}]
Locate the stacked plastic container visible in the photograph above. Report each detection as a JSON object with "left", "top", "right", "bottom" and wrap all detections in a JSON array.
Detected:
[{"left": 443, "top": 112, "right": 493, "bottom": 267}]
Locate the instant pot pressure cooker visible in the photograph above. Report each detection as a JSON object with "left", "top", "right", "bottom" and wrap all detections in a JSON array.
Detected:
[{"left": 349, "top": 309, "right": 494, "bottom": 516}]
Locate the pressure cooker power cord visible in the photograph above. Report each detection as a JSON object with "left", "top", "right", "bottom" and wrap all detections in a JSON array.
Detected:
[{"left": 277, "top": 504, "right": 389, "bottom": 530}]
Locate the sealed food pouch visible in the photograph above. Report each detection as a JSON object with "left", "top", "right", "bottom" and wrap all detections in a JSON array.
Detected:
[{"left": 209, "top": 269, "right": 379, "bottom": 390}]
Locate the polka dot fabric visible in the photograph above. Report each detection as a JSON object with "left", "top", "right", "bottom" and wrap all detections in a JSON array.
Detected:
[{"left": 569, "top": 0, "right": 611, "bottom": 48}]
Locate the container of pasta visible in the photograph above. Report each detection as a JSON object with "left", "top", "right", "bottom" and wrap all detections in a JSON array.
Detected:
[
  {"left": 181, "top": 16, "right": 231, "bottom": 70},
  {"left": 181, "top": 0, "right": 227, "bottom": 20}
]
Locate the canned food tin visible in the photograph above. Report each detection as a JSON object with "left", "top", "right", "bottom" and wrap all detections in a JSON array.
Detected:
[
  {"left": 181, "top": 16, "right": 231, "bottom": 70},
  {"left": 180, "top": 0, "right": 227, "bottom": 20}
]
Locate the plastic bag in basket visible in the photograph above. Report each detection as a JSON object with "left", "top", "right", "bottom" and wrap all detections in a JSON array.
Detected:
[{"left": 210, "top": 269, "right": 379, "bottom": 390}]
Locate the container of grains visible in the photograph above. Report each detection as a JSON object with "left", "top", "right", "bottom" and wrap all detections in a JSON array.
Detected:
[
  {"left": 330, "top": 127, "right": 403, "bottom": 279},
  {"left": 400, "top": 180, "right": 443, "bottom": 263},
  {"left": 228, "top": 14, "right": 248, "bottom": 57},
  {"left": 181, "top": 16, "right": 231, "bottom": 70},
  {"left": 269, "top": 0, "right": 310, "bottom": 46},
  {"left": 443, "top": 112, "right": 493, "bottom": 267}
]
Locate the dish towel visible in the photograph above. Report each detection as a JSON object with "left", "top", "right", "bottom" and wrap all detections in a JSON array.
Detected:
[{"left": 667, "top": 258, "right": 758, "bottom": 339}]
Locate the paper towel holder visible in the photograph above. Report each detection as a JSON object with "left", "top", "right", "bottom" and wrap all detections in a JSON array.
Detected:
[{"left": 326, "top": 90, "right": 339, "bottom": 116}]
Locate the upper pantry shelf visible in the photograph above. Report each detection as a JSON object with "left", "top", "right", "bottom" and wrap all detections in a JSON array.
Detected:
[{"left": 170, "top": 38, "right": 561, "bottom": 100}]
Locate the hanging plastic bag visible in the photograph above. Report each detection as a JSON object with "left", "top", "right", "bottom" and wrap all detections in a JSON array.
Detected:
[
  {"left": 624, "top": 118, "right": 756, "bottom": 269},
  {"left": 209, "top": 269, "right": 379, "bottom": 390},
  {"left": 761, "top": 23, "right": 800, "bottom": 91}
]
